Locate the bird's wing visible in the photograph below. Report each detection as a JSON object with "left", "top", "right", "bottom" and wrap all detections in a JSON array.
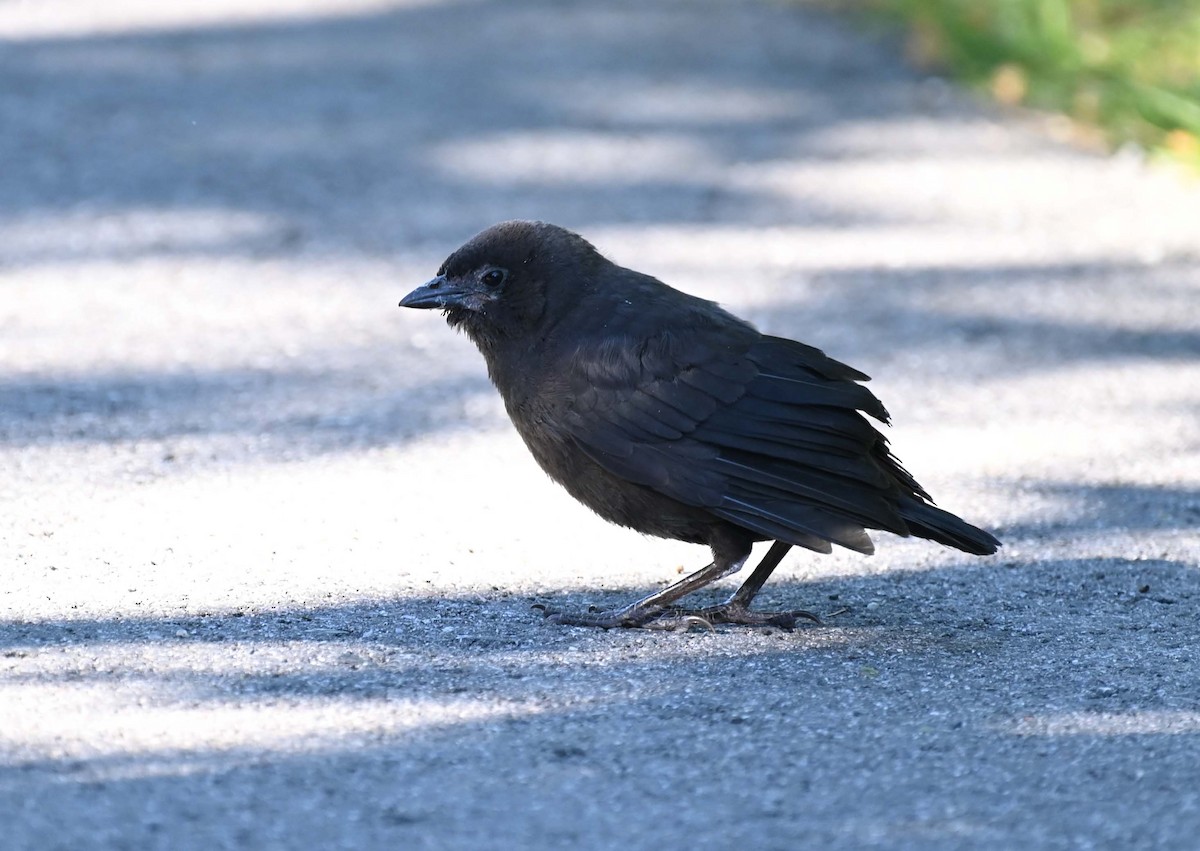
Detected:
[{"left": 560, "top": 331, "right": 914, "bottom": 554}]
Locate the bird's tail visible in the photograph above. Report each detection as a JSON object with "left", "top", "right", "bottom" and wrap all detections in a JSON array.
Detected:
[{"left": 899, "top": 499, "right": 1000, "bottom": 555}]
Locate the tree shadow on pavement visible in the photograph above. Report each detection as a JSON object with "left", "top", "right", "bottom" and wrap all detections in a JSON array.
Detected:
[
  {"left": 997, "top": 481, "right": 1200, "bottom": 540},
  {"left": 4, "top": 3, "right": 1197, "bottom": 846},
  {"left": 4, "top": 1, "right": 1195, "bottom": 465},
  {"left": 1, "top": 552, "right": 1197, "bottom": 847},
  {"left": 0, "top": 365, "right": 498, "bottom": 451},
  {"left": 0, "top": 0, "right": 919, "bottom": 266},
  {"left": 754, "top": 256, "right": 1200, "bottom": 377},
  {"left": 5, "top": 252, "right": 1196, "bottom": 458}
]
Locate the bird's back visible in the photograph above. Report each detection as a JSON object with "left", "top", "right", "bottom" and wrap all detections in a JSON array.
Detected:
[{"left": 496, "top": 264, "right": 998, "bottom": 557}]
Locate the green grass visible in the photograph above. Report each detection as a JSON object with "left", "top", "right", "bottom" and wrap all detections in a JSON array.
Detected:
[{"left": 879, "top": 0, "right": 1200, "bottom": 170}]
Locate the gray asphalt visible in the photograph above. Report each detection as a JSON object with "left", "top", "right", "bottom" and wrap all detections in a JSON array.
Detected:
[{"left": 2, "top": 0, "right": 1199, "bottom": 848}]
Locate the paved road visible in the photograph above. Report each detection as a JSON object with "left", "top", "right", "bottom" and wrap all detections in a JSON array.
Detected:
[{"left": 2, "top": 0, "right": 1199, "bottom": 848}]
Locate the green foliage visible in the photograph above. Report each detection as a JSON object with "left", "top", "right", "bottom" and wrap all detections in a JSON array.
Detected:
[{"left": 883, "top": 0, "right": 1200, "bottom": 169}]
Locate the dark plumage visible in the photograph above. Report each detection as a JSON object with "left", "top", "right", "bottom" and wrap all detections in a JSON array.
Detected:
[{"left": 400, "top": 221, "right": 1000, "bottom": 629}]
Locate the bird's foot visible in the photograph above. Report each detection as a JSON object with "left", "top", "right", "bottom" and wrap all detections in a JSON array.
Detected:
[
  {"left": 657, "top": 601, "right": 821, "bottom": 632},
  {"left": 532, "top": 602, "right": 707, "bottom": 630},
  {"left": 533, "top": 601, "right": 819, "bottom": 631}
]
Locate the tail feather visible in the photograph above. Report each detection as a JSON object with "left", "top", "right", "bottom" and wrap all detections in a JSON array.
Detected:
[{"left": 900, "top": 499, "right": 1000, "bottom": 556}]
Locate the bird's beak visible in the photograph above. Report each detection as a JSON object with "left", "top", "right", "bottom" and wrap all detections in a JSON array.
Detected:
[
  {"left": 401, "top": 274, "right": 501, "bottom": 313},
  {"left": 399, "top": 275, "right": 468, "bottom": 310}
]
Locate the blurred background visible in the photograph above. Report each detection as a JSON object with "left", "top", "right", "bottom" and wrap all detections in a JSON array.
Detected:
[
  {"left": 882, "top": 0, "right": 1200, "bottom": 170},
  {"left": 1, "top": 1, "right": 1198, "bottom": 848}
]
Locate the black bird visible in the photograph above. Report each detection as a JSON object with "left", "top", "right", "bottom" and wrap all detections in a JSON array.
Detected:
[{"left": 400, "top": 221, "right": 1000, "bottom": 629}]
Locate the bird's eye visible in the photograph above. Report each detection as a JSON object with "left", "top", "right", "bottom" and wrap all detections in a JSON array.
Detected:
[{"left": 481, "top": 269, "right": 507, "bottom": 287}]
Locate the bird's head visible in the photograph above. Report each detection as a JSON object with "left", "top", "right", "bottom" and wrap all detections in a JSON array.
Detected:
[{"left": 399, "top": 220, "right": 603, "bottom": 349}]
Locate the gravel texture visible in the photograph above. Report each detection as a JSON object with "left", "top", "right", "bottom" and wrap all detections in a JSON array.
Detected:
[{"left": 2, "top": 0, "right": 1199, "bottom": 848}]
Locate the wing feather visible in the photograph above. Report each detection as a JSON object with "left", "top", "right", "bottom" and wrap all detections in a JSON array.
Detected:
[{"left": 559, "top": 329, "right": 921, "bottom": 552}]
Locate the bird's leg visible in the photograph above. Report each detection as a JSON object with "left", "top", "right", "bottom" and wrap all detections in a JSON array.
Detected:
[
  {"left": 537, "top": 550, "right": 750, "bottom": 629},
  {"left": 655, "top": 542, "right": 820, "bottom": 630},
  {"left": 728, "top": 540, "right": 797, "bottom": 608}
]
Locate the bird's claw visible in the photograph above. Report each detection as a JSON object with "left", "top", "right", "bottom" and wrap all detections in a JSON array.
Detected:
[
  {"left": 533, "top": 602, "right": 706, "bottom": 630},
  {"left": 660, "top": 602, "right": 821, "bottom": 631},
  {"left": 640, "top": 614, "right": 715, "bottom": 632},
  {"left": 533, "top": 601, "right": 816, "bottom": 631}
]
